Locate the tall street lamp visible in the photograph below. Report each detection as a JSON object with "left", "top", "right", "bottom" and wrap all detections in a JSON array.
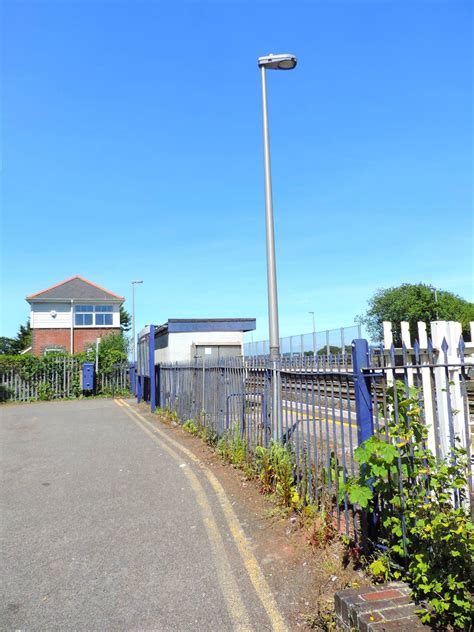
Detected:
[
  {"left": 131, "top": 280, "right": 143, "bottom": 365},
  {"left": 258, "top": 53, "right": 297, "bottom": 361}
]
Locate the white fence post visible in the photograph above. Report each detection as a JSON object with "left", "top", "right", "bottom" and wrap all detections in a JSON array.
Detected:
[
  {"left": 383, "top": 321, "right": 394, "bottom": 386},
  {"left": 400, "top": 321, "right": 414, "bottom": 387},
  {"left": 417, "top": 321, "right": 437, "bottom": 456},
  {"left": 431, "top": 321, "right": 468, "bottom": 458}
]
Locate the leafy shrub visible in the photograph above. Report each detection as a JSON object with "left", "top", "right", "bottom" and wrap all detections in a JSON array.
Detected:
[
  {"left": 254, "top": 442, "right": 301, "bottom": 508},
  {"left": 0, "top": 384, "right": 13, "bottom": 402},
  {"left": 216, "top": 428, "right": 246, "bottom": 465},
  {"left": 198, "top": 425, "right": 218, "bottom": 446},
  {"left": 37, "top": 382, "right": 54, "bottom": 401},
  {"left": 345, "top": 381, "right": 474, "bottom": 631}
]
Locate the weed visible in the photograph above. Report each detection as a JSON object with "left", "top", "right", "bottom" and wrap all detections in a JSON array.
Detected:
[
  {"left": 155, "top": 407, "right": 179, "bottom": 424},
  {"left": 255, "top": 445, "right": 273, "bottom": 492},
  {"left": 304, "top": 600, "right": 340, "bottom": 631},
  {"left": 216, "top": 427, "right": 247, "bottom": 466},
  {"left": 307, "top": 501, "right": 338, "bottom": 548},
  {"left": 183, "top": 419, "right": 199, "bottom": 436},
  {"left": 37, "top": 382, "right": 54, "bottom": 401}
]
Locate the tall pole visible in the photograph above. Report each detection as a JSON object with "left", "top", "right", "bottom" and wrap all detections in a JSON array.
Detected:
[
  {"left": 131, "top": 280, "right": 143, "bottom": 365},
  {"left": 260, "top": 66, "right": 280, "bottom": 361},
  {"left": 132, "top": 283, "right": 136, "bottom": 364}
]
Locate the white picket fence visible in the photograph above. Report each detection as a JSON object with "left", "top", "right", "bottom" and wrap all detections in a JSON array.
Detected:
[{"left": 382, "top": 320, "right": 474, "bottom": 468}]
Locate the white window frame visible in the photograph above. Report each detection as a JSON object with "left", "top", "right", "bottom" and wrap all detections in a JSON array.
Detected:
[
  {"left": 74, "top": 304, "right": 114, "bottom": 327},
  {"left": 43, "top": 346, "right": 66, "bottom": 355}
]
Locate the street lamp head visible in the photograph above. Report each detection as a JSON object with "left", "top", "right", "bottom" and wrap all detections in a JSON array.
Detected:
[
  {"left": 132, "top": 280, "right": 143, "bottom": 285},
  {"left": 258, "top": 53, "right": 297, "bottom": 70}
]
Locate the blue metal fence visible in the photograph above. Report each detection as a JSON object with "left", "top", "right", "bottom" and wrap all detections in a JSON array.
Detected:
[{"left": 135, "top": 335, "right": 473, "bottom": 542}]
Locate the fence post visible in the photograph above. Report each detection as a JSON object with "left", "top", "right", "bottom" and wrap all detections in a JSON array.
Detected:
[
  {"left": 137, "top": 373, "right": 142, "bottom": 403},
  {"left": 129, "top": 362, "right": 136, "bottom": 396},
  {"left": 431, "top": 321, "right": 467, "bottom": 458},
  {"left": 136, "top": 334, "right": 142, "bottom": 403},
  {"left": 149, "top": 325, "right": 156, "bottom": 413},
  {"left": 400, "top": 321, "right": 414, "bottom": 387},
  {"left": 352, "top": 339, "right": 374, "bottom": 445},
  {"left": 417, "top": 321, "right": 437, "bottom": 457}
]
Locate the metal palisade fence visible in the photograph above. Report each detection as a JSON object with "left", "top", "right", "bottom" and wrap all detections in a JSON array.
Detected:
[
  {"left": 137, "top": 320, "right": 473, "bottom": 544},
  {"left": 0, "top": 356, "right": 130, "bottom": 402},
  {"left": 0, "top": 356, "right": 80, "bottom": 401}
]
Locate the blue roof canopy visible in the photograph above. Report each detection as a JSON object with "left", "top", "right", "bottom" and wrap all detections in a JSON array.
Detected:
[{"left": 157, "top": 318, "right": 256, "bottom": 335}]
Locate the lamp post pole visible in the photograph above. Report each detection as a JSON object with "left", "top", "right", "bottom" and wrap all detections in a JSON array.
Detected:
[
  {"left": 260, "top": 65, "right": 280, "bottom": 361},
  {"left": 131, "top": 280, "right": 143, "bottom": 365},
  {"left": 258, "top": 53, "right": 297, "bottom": 441},
  {"left": 258, "top": 53, "right": 297, "bottom": 360}
]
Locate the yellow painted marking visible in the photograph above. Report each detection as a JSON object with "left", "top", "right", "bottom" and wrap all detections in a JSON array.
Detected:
[
  {"left": 282, "top": 405, "right": 356, "bottom": 429},
  {"left": 114, "top": 399, "right": 252, "bottom": 632},
  {"left": 117, "top": 399, "right": 289, "bottom": 632}
]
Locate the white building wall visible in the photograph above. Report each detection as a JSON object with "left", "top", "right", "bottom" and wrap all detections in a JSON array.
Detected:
[
  {"left": 30, "top": 302, "right": 121, "bottom": 329},
  {"left": 111, "top": 304, "right": 121, "bottom": 327},
  {"left": 30, "top": 302, "right": 72, "bottom": 329},
  {"left": 155, "top": 330, "right": 244, "bottom": 364}
]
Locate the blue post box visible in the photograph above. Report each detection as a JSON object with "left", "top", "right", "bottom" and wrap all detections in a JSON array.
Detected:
[{"left": 82, "top": 362, "right": 95, "bottom": 392}]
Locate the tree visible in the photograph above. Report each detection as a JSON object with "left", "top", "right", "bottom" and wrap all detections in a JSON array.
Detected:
[
  {"left": 120, "top": 307, "right": 132, "bottom": 333},
  {"left": 98, "top": 331, "right": 129, "bottom": 370},
  {"left": 14, "top": 321, "right": 32, "bottom": 352},
  {"left": 0, "top": 322, "right": 32, "bottom": 355},
  {"left": 357, "top": 283, "right": 474, "bottom": 345},
  {"left": 1, "top": 321, "right": 33, "bottom": 355},
  {"left": 0, "top": 337, "right": 16, "bottom": 355}
]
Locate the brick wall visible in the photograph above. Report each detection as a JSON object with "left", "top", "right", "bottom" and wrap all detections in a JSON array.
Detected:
[{"left": 32, "top": 328, "right": 120, "bottom": 355}]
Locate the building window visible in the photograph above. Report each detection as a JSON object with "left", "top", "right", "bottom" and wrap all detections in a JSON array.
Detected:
[
  {"left": 75, "top": 305, "right": 93, "bottom": 326},
  {"left": 43, "top": 346, "right": 66, "bottom": 355},
  {"left": 75, "top": 305, "right": 113, "bottom": 326}
]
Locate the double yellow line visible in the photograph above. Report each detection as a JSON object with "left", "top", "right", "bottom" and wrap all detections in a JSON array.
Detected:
[{"left": 115, "top": 399, "right": 288, "bottom": 632}]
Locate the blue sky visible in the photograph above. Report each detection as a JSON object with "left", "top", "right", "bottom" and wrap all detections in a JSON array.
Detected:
[{"left": 2, "top": 0, "right": 472, "bottom": 341}]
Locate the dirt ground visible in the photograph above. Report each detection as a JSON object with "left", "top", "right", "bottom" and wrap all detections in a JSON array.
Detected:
[{"left": 140, "top": 404, "right": 369, "bottom": 631}]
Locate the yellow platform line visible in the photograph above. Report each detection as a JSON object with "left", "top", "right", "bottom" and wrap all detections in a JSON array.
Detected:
[
  {"left": 116, "top": 399, "right": 289, "bottom": 632},
  {"left": 115, "top": 399, "right": 252, "bottom": 632}
]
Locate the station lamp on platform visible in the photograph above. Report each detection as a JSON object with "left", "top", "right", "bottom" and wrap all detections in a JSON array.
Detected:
[
  {"left": 131, "top": 280, "right": 143, "bottom": 365},
  {"left": 257, "top": 53, "right": 297, "bottom": 360}
]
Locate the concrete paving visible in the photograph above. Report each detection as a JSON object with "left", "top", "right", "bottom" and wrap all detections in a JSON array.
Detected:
[{"left": 1, "top": 399, "right": 280, "bottom": 631}]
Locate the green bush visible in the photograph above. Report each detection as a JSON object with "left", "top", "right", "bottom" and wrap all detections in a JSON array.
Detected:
[
  {"left": 216, "top": 428, "right": 246, "bottom": 465},
  {"left": 37, "top": 382, "right": 54, "bottom": 401},
  {"left": 345, "top": 381, "right": 474, "bottom": 631},
  {"left": 0, "top": 384, "right": 13, "bottom": 402},
  {"left": 254, "top": 442, "right": 301, "bottom": 508}
]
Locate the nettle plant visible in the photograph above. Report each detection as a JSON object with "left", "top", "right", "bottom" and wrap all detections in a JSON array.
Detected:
[{"left": 345, "top": 381, "right": 473, "bottom": 631}]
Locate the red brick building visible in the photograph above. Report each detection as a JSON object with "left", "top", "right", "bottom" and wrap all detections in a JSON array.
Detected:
[{"left": 27, "top": 276, "right": 124, "bottom": 356}]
